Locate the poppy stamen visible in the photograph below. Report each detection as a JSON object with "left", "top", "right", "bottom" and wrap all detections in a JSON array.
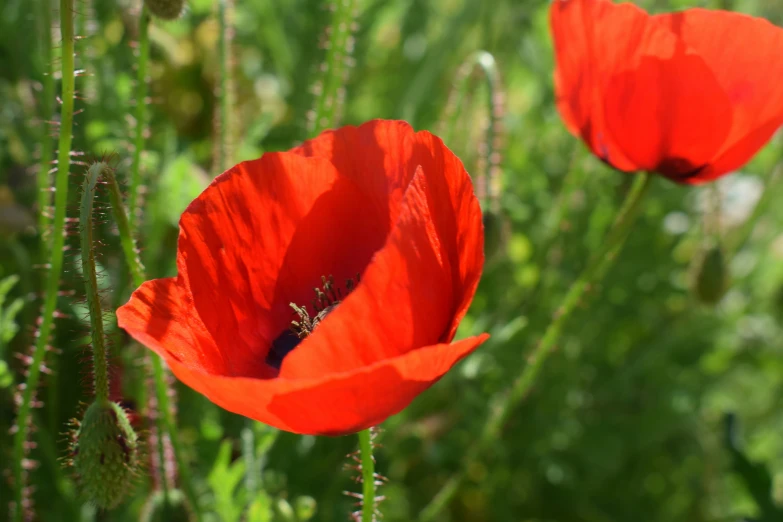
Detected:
[{"left": 266, "top": 274, "right": 361, "bottom": 370}]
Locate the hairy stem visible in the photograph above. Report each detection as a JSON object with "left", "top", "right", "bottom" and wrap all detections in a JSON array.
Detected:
[
  {"left": 439, "top": 51, "right": 503, "bottom": 211},
  {"left": 80, "top": 163, "right": 110, "bottom": 401},
  {"left": 101, "top": 167, "right": 203, "bottom": 521},
  {"left": 419, "top": 173, "right": 654, "bottom": 521},
  {"left": 728, "top": 161, "right": 783, "bottom": 256},
  {"left": 358, "top": 428, "right": 376, "bottom": 522},
  {"left": 36, "top": 0, "right": 55, "bottom": 243},
  {"left": 216, "top": 0, "right": 233, "bottom": 172},
  {"left": 12, "top": 0, "right": 75, "bottom": 520},
  {"left": 309, "top": 0, "right": 359, "bottom": 137},
  {"left": 128, "top": 6, "right": 150, "bottom": 234}
]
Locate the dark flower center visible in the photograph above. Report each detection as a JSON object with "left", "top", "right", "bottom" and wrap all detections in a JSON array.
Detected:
[{"left": 266, "top": 274, "right": 359, "bottom": 370}]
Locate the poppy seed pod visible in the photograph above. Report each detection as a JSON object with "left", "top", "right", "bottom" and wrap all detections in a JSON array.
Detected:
[
  {"left": 70, "top": 400, "right": 139, "bottom": 509},
  {"left": 145, "top": 0, "right": 185, "bottom": 20},
  {"left": 693, "top": 244, "right": 729, "bottom": 305}
]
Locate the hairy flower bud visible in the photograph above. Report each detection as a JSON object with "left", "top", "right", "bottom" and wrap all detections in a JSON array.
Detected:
[
  {"left": 70, "top": 400, "right": 139, "bottom": 508},
  {"left": 693, "top": 244, "right": 729, "bottom": 305},
  {"left": 145, "top": 0, "right": 186, "bottom": 20}
]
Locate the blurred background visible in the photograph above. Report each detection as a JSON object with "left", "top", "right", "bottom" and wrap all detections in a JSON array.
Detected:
[{"left": 2, "top": 0, "right": 783, "bottom": 520}]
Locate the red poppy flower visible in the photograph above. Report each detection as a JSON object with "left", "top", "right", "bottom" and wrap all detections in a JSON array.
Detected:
[
  {"left": 551, "top": 0, "right": 783, "bottom": 184},
  {"left": 117, "top": 120, "right": 487, "bottom": 435}
]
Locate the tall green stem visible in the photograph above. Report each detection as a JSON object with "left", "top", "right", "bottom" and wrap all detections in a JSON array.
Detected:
[
  {"left": 128, "top": 6, "right": 150, "bottom": 234},
  {"left": 357, "top": 428, "right": 376, "bottom": 522},
  {"left": 728, "top": 162, "right": 782, "bottom": 256},
  {"left": 80, "top": 164, "right": 110, "bottom": 401},
  {"left": 419, "top": 173, "right": 654, "bottom": 521},
  {"left": 439, "top": 51, "right": 502, "bottom": 209},
  {"left": 37, "top": 0, "right": 55, "bottom": 242},
  {"left": 216, "top": 0, "right": 232, "bottom": 172},
  {"left": 12, "top": 0, "right": 75, "bottom": 520},
  {"left": 102, "top": 167, "right": 203, "bottom": 521},
  {"left": 309, "top": 0, "right": 359, "bottom": 137}
]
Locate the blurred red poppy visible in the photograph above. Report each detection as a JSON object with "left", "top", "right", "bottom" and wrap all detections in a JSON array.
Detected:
[
  {"left": 551, "top": 0, "right": 783, "bottom": 184},
  {"left": 117, "top": 120, "right": 487, "bottom": 435}
]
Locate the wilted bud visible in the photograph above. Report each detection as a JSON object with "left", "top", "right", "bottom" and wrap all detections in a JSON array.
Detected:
[
  {"left": 145, "top": 0, "right": 186, "bottom": 20},
  {"left": 140, "top": 489, "right": 193, "bottom": 522},
  {"left": 693, "top": 243, "right": 729, "bottom": 305},
  {"left": 70, "top": 400, "right": 139, "bottom": 509}
]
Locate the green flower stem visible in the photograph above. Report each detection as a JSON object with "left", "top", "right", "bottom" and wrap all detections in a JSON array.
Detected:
[
  {"left": 419, "top": 172, "right": 654, "bottom": 521},
  {"left": 309, "top": 0, "right": 358, "bottom": 137},
  {"left": 11, "top": 0, "right": 75, "bottom": 519},
  {"left": 728, "top": 161, "right": 783, "bottom": 256},
  {"left": 242, "top": 425, "right": 257, "bottom": 497},
  {"left": 216, "top": 0, "right": 232, "bottom": 172},
  {"left": 80, "top": 164, "right": 110, "bottom": 401},
  {"left": 128, "top": 6, "right": 150, "bottom": 234},
  {"left": 36, "top": 0, "right": 55, "bottom": 242},
  {"left": 440, "top": 51, "right": 502, "bottom": 208},
  {"left": 101, "top": 167, "right": 203, "bottom": 521},
  {"left": 358, "top": 428, "right": 376, "bottom": 522}
]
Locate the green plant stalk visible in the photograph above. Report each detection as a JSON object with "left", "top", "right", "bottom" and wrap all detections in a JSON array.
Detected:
[
  {"left": 242, "top": 425, "right": 258, "bottom": 497},
  {"left": 128, "top": 6, "right": 150, "bottom": 235},
  {"left": 216, "top": 0, "right": 232, "bottom": 172},
  {"left": 309, "top": 0, "right": 358, "bottom": 137},
  {"left": 152, "top": 357, "right": 172, "bottom": 510},
  {"left": 11, "top": 0, "right": 75, "bottom": 519},
  {"left": 728, "top": 162, "right": 782, "bottom": 256},
  {"left": 419, "top": 173, "right": 654, "bottom": 521},
  {"left": 358, "top": 428, "right": 376, "bottom": 522},
  {"left": 102, "top": 168, "right": 203, "bottom": 521},
  {"left": 37, "top": 0, "right": 55, "bottom": 241},
  {"left": 80, "top": 164, "right": 110, "bottom": 401},
  {"left": 438, "top": 51, "right": 501, "bottom": 210}
]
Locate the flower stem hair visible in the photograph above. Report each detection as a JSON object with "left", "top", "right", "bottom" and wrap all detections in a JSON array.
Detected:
[{"left": 12, "top": 0, "right": 76, "bottom": 518}]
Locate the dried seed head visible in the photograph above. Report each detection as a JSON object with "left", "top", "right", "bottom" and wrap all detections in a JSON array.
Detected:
[
  {"left": 70, "top": 400, "right": 139, "bottom": 509},
  {"left": 693, "top": 244, "right": 729, "bottom": 305},
  {"left": 145, "top": 0, "right": 186, "bottom": 20},
  {"left": 140, "top": 489, "right": 193, "bottom": 522}
]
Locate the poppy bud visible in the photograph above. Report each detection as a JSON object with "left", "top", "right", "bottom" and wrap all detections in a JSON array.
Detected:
[
  {"left": 144, "top": 0, "right": 185, "bottom": 20},
  {"left": 70, "top": 400, "right": 139, "bottom": 509},
  {"left": 140, "top": 489, "right": 193, "bottom": 522},
  {"left": 482, "top": 211, "right": 507, "bottom": 261},
  {"left": 773, "top": 285, "right": 783, "bottom": 325},
  {"left": 693, "top": 243, "right": 729, "bottom": 305}
]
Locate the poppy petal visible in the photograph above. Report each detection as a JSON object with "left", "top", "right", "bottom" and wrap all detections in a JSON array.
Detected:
[
  {"left": 117, "top": 278, "right": 279, "bottom": 379},
  {"left": 174, "top": 153, "right": 385, "bottom": 376},
  {"left": 294, "top": 120, "right": 484, "bottom": 340},
  {"left": 603, "top": 51, "right": 732, "bottom": 177},
  {"left": 160, "top": 334, "right": 489, "bottom": 435},
  {"left": 550, "top": 0, "right": 665, "bottom": 171},
  {"left": 278, "top": 166, "right": 455, "bottom": 379},
  {"left": 654, "top": 9, "right": 783, "bottom": 179}
]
